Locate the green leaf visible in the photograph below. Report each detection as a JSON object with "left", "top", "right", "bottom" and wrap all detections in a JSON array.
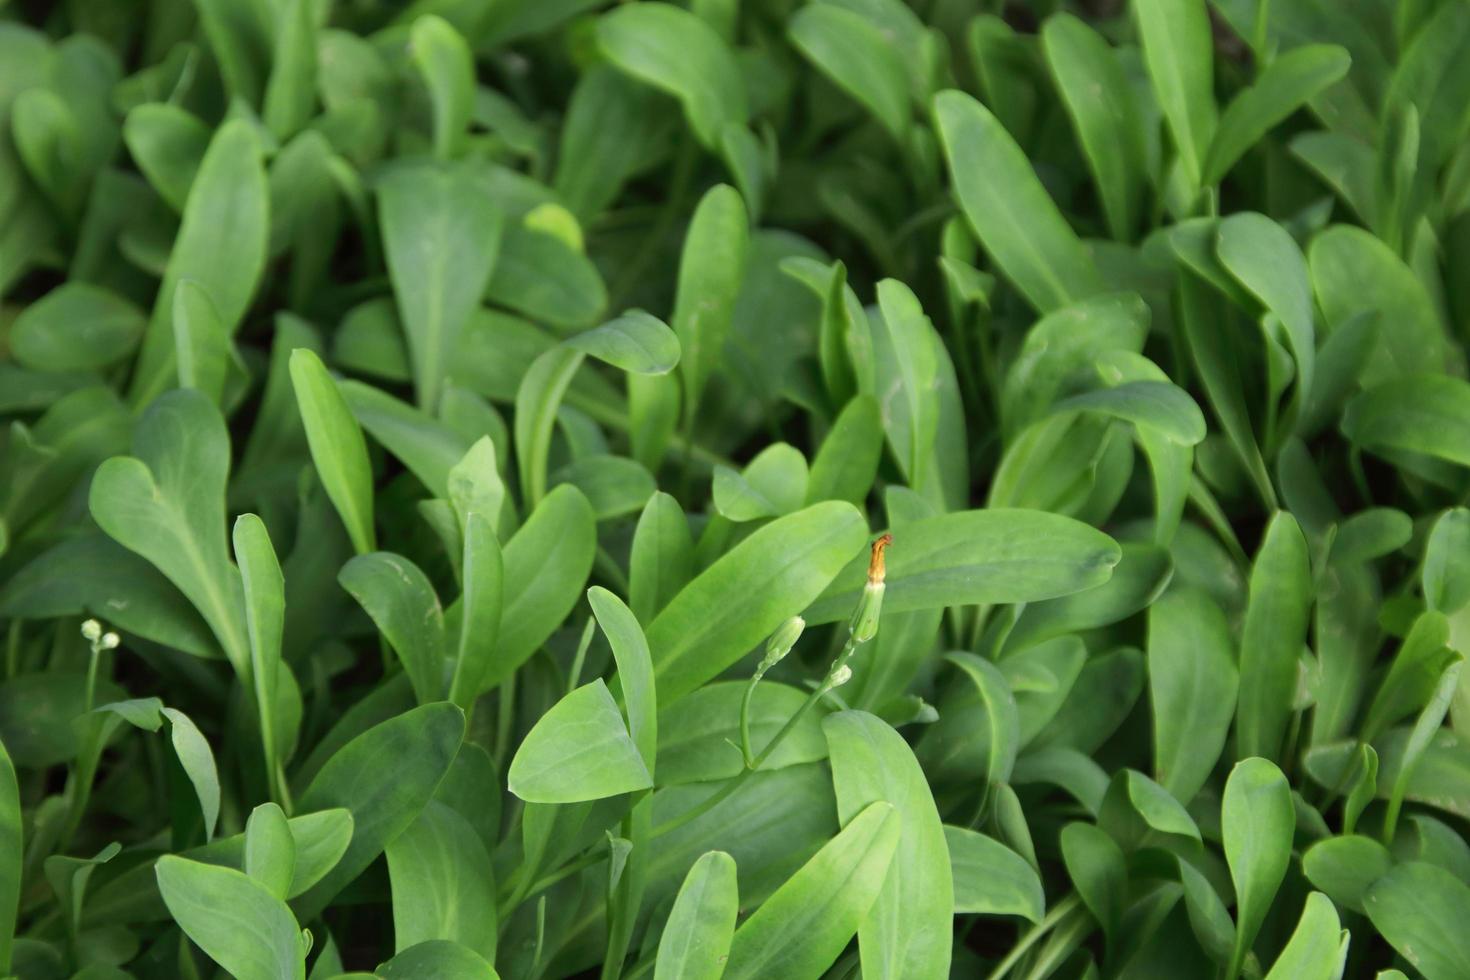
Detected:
[
  {"left": 648, "top": 502, "right": 867, "bottom": 701},
  {"left": 789, "top": 4, "right": 910, "bottom": 142},
  {"left": 1223, "top": 758, "right": 1296, "bottom": 980},
  {"left": 1147, "top": 588, "right": 1238, "bottom": 803},
  {"left": 341, "top": 380, "right": 471, "bottom": 499},
  {"left": 654, "top": 851, "right": 738, "bottom": 980},
  {"left": 409, "top": 16, "right": 473, "bottom": 160},
  {"left": 943, "top": 826, "right": 1043, "bottom": 921},
  {"left": 155, "top": 856, "right": 305, "bottom": 980},
  {"left": 713, "top": 443, "right": 809, "bottom": 521},
  {"left": 824, "top": 711, "right": 952, "bottom": 978},
  {"left": 1132, "top": 0, "right": 1217, "bottom": 187},
  {"left": 1217, "top": 212, "right": 1316, "bottom": 409},
  {"left": 723, "top": 801, "right": 899, "bottom": 980},
  {"left": 1236, "top": 513, "right": 1312, "bottom": 762},
  {"left": 514, "top": 346, "right": 582, "bottom": 507},
  {"left": 805, "top": 509, "right": 1120, "bottom": 623},
  {"left": 1344, "top": 375, "right": 1470, "bottom": 468},
  {"left": 10, "top": 283, "right": 145, "bottom": 373},
  {"left": 485, "top": 484, "right": 596, "bottom": 690},
  {"left": 1263, "top": 892, "right": 1345, "bottom": 980},
  {"left": 339, "top": 552, "right": 445, "bottom": 705},
  {"left": 385, "top": 800, "right": 497, "bottom": 962},
  {"left": 290, "top": 348, "right": 376, "bottom": 554},
  {"left": 672, "top": 184, "right": 748, "bottom": 415},
  {"left": 171, "top": 279, "right": 231, "bottom": 406},
  {"left": 629, "top": 492, "right": 694, "bottom": 624},
  {"left": 122, "top": 103, "right": 209, "bottom": 212},
  {"left": 377, "top": 940, "right": 499, "bottom": 979},
  {"left": 807, "top": 395, "right": 884, "bottom": 506},
  {"left": 1204, "top": 45, "right": 1352, "bottom": 186},
  {"left": 244, "top": 803, "right": 295, "bottom": 901},
  {"left": 873, "top": 279, "right": 940, "bottom": 487},
  {"left": 589, "top": 587, "right": 657, "bottom": 772},
  {"left": 233, "top": 514, "right": 284, "bottom": 794},
  {"left": 1055, "top": 380, "right": 1207, "bottom": 446},
  {"left": 566, "top": 310, "right": 680, "bottom": 375},
  {"left": 1310, "top": 225, "right": 1450, "bottom": 383},
  {"left": 507, "top": 679, "right": 653, "bottom": 804},
  {"left": 262, "top": 0, "right": 316, "bottom": 142},
  {"left": 129, "top": 119, "right": 268, "bottom": 406},
  {"left": 449, "top": 513, "right": 502, "bottom": 710},
  {"left": 934, "top": 89, "right": 1103, "bottom": 313},
  {"left": 379, "top": 161, "right": 504, "bottom": 409},
  {"left": 1302, "top": 835, "right": 1391, "bottom": 914},
  {"left": 1040, "top": 13, "right": 1146, "bottom": 241},
  {"left": 596, "top": 3, "right": 747, "bottom": 150},
  {"left": 942, "top": 652, "right": 1019, "bottom": 788},
  {"left": 1425, "top": 508, "right": 1470, "bottom": 614},
  {"left": 1365, "top": 862, "right": 1470, "bottom": 980},
  {"left": 0, "top": 737, "right": 18, "bottom": 977},
  {"left": 656, "top": 681, "right": 830, "bottom": 784},
  {"left": 295, "top": 702, "right": 465, "bottom": 919},
  {"left": 88, "top": 389, "right": 250, "bottom": 673},
  {"left": 486, "top": 221, "right": 606, "bottom": 329},
  {"left": 1060, "top": 821, "right": 1126, "bottom": 951}
]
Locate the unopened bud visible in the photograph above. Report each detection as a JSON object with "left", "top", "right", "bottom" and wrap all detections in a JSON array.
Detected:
[
  {"left": 826, "top": 665, "right": 853, "bottom": 690},
  {"left": 758, "top": 616, "right": 805, "bottom": 675},
  {"left": 101, "top": 632, "right": 120, "bottom": 650},
  {"left": 848, "top": 534, "right": 891, "bottom": 643},
  {"left": 81, "top": 619, "right": 102, "bottom": 643}
]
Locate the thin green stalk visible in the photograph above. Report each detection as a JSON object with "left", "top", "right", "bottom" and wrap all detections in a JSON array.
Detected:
[{"left": 984, "top": 894, "right": 1084, "bottom": 980}]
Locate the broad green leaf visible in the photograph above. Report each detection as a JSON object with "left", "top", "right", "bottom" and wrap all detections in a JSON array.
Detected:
[
  {"left": 244, "top": 803, "right": 295, "bottom": 901},
  {"left": 1060, "top": 822, "right": 1126, "bottom": 951},
  {"left": 940, "top": 652, "right": 1019, "bottom": 787},
  {"left": 93, "top": 700, "right": 221, "bottom": 841},
  {"left": 483, "top": 484, "right": 596, "bottom": 690},
  {"left": 290, "top": 348, "right": 376, "bottom": 555},
  {"left": 629, "top": 492, "right": 694, "bottom": 624},
  {"left": 11, "top": 282, "right": 144, "bottom": 373},
  {"left": 825, "top": 711, "right": 952, "bottom": 978},
  {"left": 723, "top": 801, "right": 899, "bottom": 980},
  {"left": 295, "top": 702, "right": 465, "bottom": 919},
  {"left": 409, "top": 16, "right": 473, "bottom": 160},
  {"left": 89, "top": 389, "right": 250, "bottom": 673},
  {"left": 262, "top": 0, "right": 316, "bottom": 141},
  {"left": 130, "top": 119, "right": 268, "bottom": 406},
  {"left": 385, "top": 800, "right": 497, "bottom": 961},
  {"left": 943, "top": 826, "right": 1043, "bottom": 921},
  {"left": 155, "top": 856, "right": 305, "bottom": 980},
  {"left": 1123, "top": 769, "right": 1201, "bottom": 841},
  {"left": 805, "top": 509, "right": 1120, "bottom": 623},
  {"left": 187, "top": 808, "right": 354, "bottom": 900},
  {"left": 1054, "top": 380, "right": 1206, "bottom": 446},
  {"left": 379, "top": 161, "right": 504, "bottom": 410},
  {"left": 1004, "top": 542, "right": 1171, "bottom": 652},
  {"left": 713, "top": 443, "right": 809, "bottom": 522},
  {"left": 1041, "top": 13, "right": 1146, "bottom": 241},
  {"left": 596, "top": 3, "right": 747, "bottom": 150},
  {"left": 1263, "top": 892, "right": 1345, "bottom": 980},
  {"left": 486, "top": 221, "right": 605, "bottom": 329},
  {"left": 1365, "top": 862, "right": 1470, "bottom": 980},
  {"left": 567, "top": 310, "right": 680, "bottom": 375},
  {"left": 1310, "top": 225, "right": 1450, "bottom": 382},
  {"left": 233, "top": 514, "right": 284, "bottom": 794},
  {"left": 514, "top": 346, "right": 583, "bottom": 507},
  {"left": 339, "top": 552, "right": 446, "bottom": 705},
  {"left": 1179, "top": 857, "right": 1234, "bottom": 965},
  {"left": 122, "top": 103, "right": 209, "bottom": 212},
  {"left": 1302, "top": 835, "right": 1391, "bottom": 914},
  {"left": 341, "top": 380, "right": 471, "bottom": 499},
  {"left": 1133, "top": 0, "right": 1217, "bottom": 187},
  {"left": 1332, "top": 507, "right": 1412, "bottom": 565},
  {"left": 789, "top": 4, "right": 910, "bottom": 141},
  {"left": 1204, "top": 45, "right": 1352, "bottom": 185},
  {"left": 649, "top": 501, "right": 867, "bottom": 701},
  {"left": 934, "top": 89, "right": 1103, "bottom": 312},
  {"left": 873, "top": 280, "right": 940, "bottom": 488},
  {"left": 807, "top": 394, "right": 883, "bottom": 506},
  {"left": 672, "top": 184, "right": 747, "bottom": 416},
  {"left": 377, "top": 940, "right": 498, "bottom": 979},
  {"left": 654, "top": 851, "right": 738, "bottom": 980},
  {"left": 1236, "top": 513, "right": 1312, "bottom": 762},
  {"left": 1217, "top": 212, "right": 1316, "bottom": 409},
  {"left": 1223, "top": 758, "right": 1295, "bottom": 980},
  {"left": 1148, "top": 588, "right": 1238, "bottom": 803},
  {"left": 589, "top": 587, "right": 657, "bottom": 771},
  {"left": 1343, "top": 375, "right": 1470, "bottom": 468},
  {"left": 171, "top": 279, "right": 230, "bottom": 405},
  {"left": 507, "top": 679, "right": 652, "bottom": 804},
  {"left": 1425, "top": 508, "right": 1470, "bottom": 614},
  {"left": 449, "top": 513, "right": 502, "bottom": 709},
  {"left": 0, "top": 738, "right": 17, "bottom": 976}
]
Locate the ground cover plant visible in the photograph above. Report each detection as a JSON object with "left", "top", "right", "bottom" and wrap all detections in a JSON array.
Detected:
[{"left": 4, "top": 0, "right": 1470, "bottom": 976}]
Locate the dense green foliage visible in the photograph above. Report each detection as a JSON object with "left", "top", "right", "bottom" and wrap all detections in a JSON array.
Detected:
[{"left": 3, "top": 0, "right": 1470, "bottom": 977}]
